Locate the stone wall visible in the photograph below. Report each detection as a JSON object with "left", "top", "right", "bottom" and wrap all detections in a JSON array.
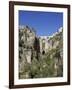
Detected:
[{"left": 39, "top": 27, "right": 63, "bottom": 54}]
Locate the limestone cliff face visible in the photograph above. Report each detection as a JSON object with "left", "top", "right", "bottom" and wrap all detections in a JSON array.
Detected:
[
  {"left": 19, "top": 26, "right": 63, "bottom": 78},
  {"left": 19, "top": 25, "right": 36, "bottom": 48},
  {"left": 19, "top": 26, "right": 40, "bottom": 75}
]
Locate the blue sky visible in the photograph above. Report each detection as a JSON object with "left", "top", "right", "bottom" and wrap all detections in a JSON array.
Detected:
[{"left": 19, "top": 10, "right": 63, "bottom": 36}]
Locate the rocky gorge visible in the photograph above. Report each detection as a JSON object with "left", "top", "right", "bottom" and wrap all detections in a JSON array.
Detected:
[{"left": 19, "top": 25, "right": 63, "bottom": 79}]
